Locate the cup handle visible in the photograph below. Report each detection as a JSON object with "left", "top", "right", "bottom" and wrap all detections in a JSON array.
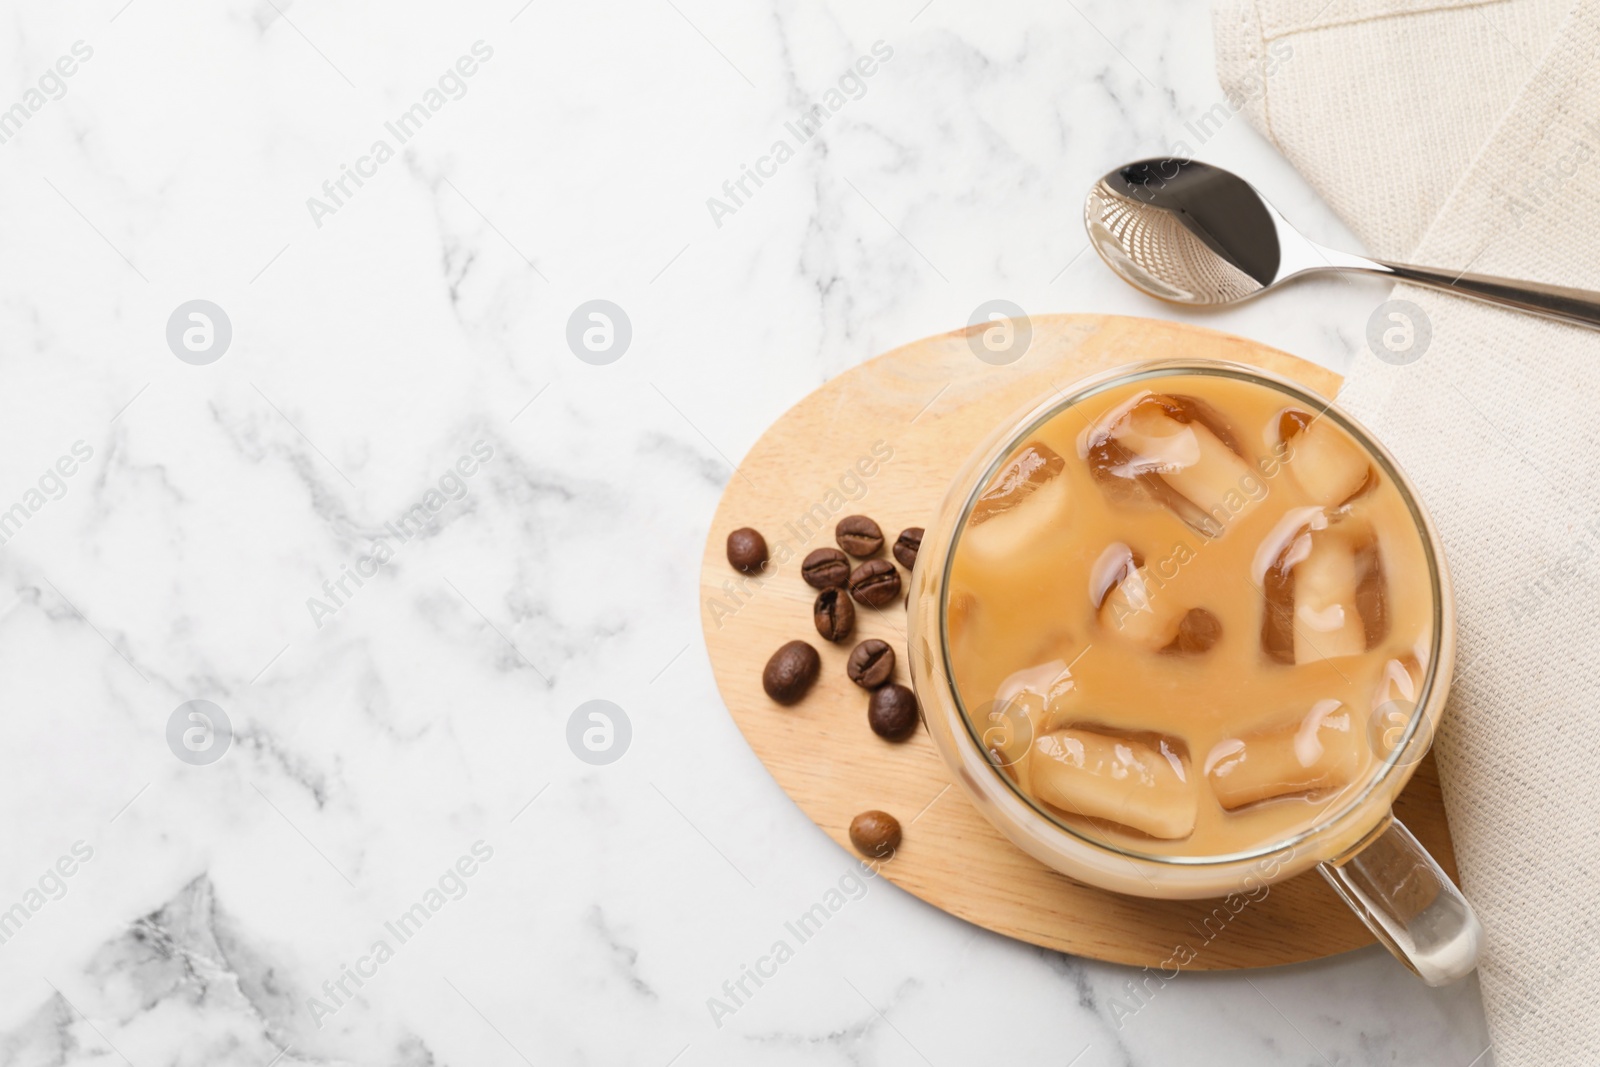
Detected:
[{"left": 1317, "top": 815, "right": 1483, "bottom": 986}]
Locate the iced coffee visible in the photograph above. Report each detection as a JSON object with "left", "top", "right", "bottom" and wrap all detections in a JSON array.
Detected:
[{"left": 945, "top": 372, "right": 1433, "bottom": 857}]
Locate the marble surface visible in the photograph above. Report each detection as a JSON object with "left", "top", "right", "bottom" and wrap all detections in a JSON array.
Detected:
[{"left": 0, "top": 0, "right": 1492, "bottom": 1064}]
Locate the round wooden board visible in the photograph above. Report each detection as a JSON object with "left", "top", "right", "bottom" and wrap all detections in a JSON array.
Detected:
[{"left": 699, "top": 314, "right": 1458, "bottom": 970}]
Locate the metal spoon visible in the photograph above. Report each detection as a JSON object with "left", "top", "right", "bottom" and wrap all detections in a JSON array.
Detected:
[{"left": 1085, "top": 158, "right": 1600, "bottom": 330}]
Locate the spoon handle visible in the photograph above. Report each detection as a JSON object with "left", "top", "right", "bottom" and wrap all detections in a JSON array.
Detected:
[{"left": 1353, "top": 257, "right": 1600, "bottom": 330}]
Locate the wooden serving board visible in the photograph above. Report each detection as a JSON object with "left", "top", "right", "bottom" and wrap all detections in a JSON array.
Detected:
[{"left": 699, "top": 314, "right": 1457, "bottom": 969}]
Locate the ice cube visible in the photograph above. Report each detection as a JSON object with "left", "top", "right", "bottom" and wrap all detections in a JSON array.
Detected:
[
  {"left": 1278, "top": 408, "right": 1372, "bottom": 507},
  {"left": 983, "top": 657, "right": 1084, "bottom": 788},
  {"left": 1099, "top": 564, "right": 1187, "bottom": 650},
  {"left": 1088, "top": 393, "right": 1260, "bottom": 537},
  {"left": 971, "top": 441, "right": 1066, "bottom": 523},
  {"left": 996, "top": 657, "right": 1080, "bottom": 710},
  {"left": 1255, "top": 507, "right": 1323, "bottom": 665},
  {"left": 1088, "top": 542, "right": 1142, "bottom": 610},
  {"left": 1259, "top": 548, "right": 1299, "bottom": 666},
  {"left": 979, "top": 691, "right": 1044, "bottom": 785},
  {"left": 1353, "top": 534, "right": 1390, "bottom": 649},
  {"left": 1291, "top": 530, "right": 1367, "bottom": 663},
  {"left": 1372, "top": 654, "right": 1422, "bottom": 710},
  {"left": 1086, "top": 399, "right": 1206, "bottom": 527},
  {"left": 1256, "top": 514, "right": 1383, "bottom": 665},
  {"left": 1031, "top": 729, "right": 1196, "bottom": 839},
  {"left": 1369, "top": 655, "right": 1423, "bottom": 759},
  {"left": 979, "top": 655, "right": 1081, "bottom": 771},
  {"left": 1169, "top": 607, "right": 1222, "bottom": 654},
  {"left": 1205, "top": 699, "right": 1365, "bottom": 811},
  {"left": 963, "top": 441, "right": 1070, "bottom": 562}
]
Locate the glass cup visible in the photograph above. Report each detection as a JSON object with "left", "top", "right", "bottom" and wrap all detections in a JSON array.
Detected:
[{"left": 906, "top": 358, "right": 1482, "bottom": 984}]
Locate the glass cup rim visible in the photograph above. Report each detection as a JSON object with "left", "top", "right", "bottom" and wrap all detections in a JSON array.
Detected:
[{"left": 935, "top": 357, "right": 1449, "bottom": 867}]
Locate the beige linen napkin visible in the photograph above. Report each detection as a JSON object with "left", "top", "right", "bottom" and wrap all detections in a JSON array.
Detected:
[{"left": 1215, "top": 2, "right": 1600, "bottom": 1062}]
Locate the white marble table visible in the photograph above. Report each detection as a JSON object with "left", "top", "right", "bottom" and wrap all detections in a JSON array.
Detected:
[{"left": 0, "top": 0, "right": 1491, "bottom": 1063}]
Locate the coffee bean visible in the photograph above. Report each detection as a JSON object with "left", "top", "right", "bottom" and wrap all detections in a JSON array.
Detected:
[
  {"left": 762, "top": 640, "right": 820, "bottom": 705},
  {"left": 849, "top": 810, "right": 902, "bottom": 859},
  {"left": 1172, "top": 607, "right": 1222, "bottom": 654},
  {"left": 868, "top": 684, "right": 920, "bottom": 740},
  {"left": 893, "top": 527, "right": 923, "bottom": 570},
  {"left": 848, "top": 558, "right": 901, "bottom": 607},
  {"left": 813, "top": 588, "right": 855, "bottom": 643},
  {"left": 846, "top": 639, "right": 895, "bottom": 688},
  {"left": 802, "top": 547, "right": 850, "bottom": 589},
  {"left": 726, "top": 527, "right": 768, "bottom": 574},
  {"left": 836, "top": 515, "right": 884, "bottom": 557}
]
